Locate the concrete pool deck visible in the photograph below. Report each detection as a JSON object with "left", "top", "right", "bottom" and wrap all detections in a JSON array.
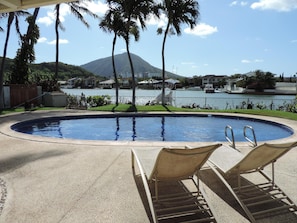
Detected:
[{"left": 0, "top": 110, "right": 296, "bottom": 223}]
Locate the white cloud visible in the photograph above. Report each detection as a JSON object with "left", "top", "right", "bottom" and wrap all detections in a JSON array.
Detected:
[
  {"left": 181, "top": 62, "right": 195, "bottom": 65},
  {"left": 37, "top": 5, "right": 68, "bottom": 27},
  {"left": 291, "top": 39, "right": 297, "bottom": 43},
  {"left": 146, "top": 14, "right": 167, "bottom": 28},
  {"left": 37, "top": 16, "right": 53, "bottom": 26},
  {"left": 241, "top": 59, "right": 263, "bottom": 63},
  {"left": 230, "top": 1, "right": 248, "bottom": 7},
  {"left": 37, "top": 37, "right": 47, "bottom": 43},
  {"left": 58, "top": 4, "right": 70, "bottom": 22},
  {"left": 184, "top": 23, "right": 218, "bottom": 37},
  {"left": 85, "top": 0, "right": 108, "bottom": 14},
  {"left": 241, "top": 59, "right": 251, "bottom": 63},
  {"left": 47, "top": 39, "right": 69, "bottom": 45},
  {"left": 230, "top": 1, "right": 238, "bottom": 6},
  {"left": 38, "top": 1, "right": 107, "bottom": 27},
  {"left": 251, "top": 0, "right": 297, "bottom": 12}
]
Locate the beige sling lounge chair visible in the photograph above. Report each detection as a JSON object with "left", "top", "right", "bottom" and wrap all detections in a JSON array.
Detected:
[
  {"left": 132, "top": 143, "right": 222, "bottom": 223},
  {"left": 208, "top": 141, "right": 297, "bottom": 222}
]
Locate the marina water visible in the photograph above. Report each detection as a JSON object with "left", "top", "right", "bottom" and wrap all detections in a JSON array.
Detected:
[{"left": 62, "top": 88, "right": 295, "bottom": 110}]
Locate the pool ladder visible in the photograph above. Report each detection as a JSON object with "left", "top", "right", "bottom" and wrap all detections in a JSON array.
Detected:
[
  {"left": 243, "top": 125, "right": 257, "bottom": 147},
  {"left": 225, "top": 125, "right": 257, "bottom": 148},
  {"left": 225, "top": 125, "right": 236, "bottom": 148}
]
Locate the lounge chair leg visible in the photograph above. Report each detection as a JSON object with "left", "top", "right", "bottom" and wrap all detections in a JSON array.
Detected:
[
  {"left": 155, "top": 180, "right": 158, "bottom": 201},
  {"left": 196, "top": 170, "right": 200, "bottom": 192},
  {"left": 237, "top": 170, "right": 241, "bottom": 193},
  {"left": 272, "top": 161, "right": 275, "bottom": 187}
]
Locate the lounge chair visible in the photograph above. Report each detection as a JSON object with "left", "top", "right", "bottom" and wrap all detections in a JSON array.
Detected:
[
  {"left": 131, "top": 143, "right": 222, "bottom": 223},
  {"left": 208, "top": 141, "right": 297, "bottom": 222}
]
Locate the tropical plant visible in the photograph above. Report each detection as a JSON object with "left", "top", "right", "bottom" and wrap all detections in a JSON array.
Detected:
[
  {"left": 0, "top": 10, "right": 30, "bottom": 110},
  {"left": 10, "top": 8, "right": 40, "bottom": 84},
  {"left": 54, "top": 1, "right": 98, "bottom": 83},
  {"left": 105, "top": 0, "right": 154, "bottom": 107},
  {"left": 245, "top": 70, "right": 276, "bottom": 92},
  {"left": 157, "top": 0, "right": 199, "bottom": 105},
  {"left": 99, "top": 7, "right": 125, "bottom": 106},
  {"left": 86, "top": 95, "right": 111, "bottom": 106}
]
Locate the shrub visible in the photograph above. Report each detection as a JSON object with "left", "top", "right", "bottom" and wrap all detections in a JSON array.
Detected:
[{"left": 86, "top": 95, "right": 111, "bottom": 107}]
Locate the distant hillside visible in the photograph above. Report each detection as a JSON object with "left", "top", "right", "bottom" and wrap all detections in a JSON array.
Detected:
[
  {"left": 81, "top": 52, "right": 183, "bottom": 79},
  {"left": 32, "top": 62, "right": 100, "bottom": 80},
  {"left": 0, "top": 57, "right": 100, "bottom": 81}
]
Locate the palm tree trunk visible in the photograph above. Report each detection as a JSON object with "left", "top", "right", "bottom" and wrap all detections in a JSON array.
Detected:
[
  {"left": 125, "top": 39, "right": 136, "bottom": 106},
  {"left": 0, "top": 13, "right": 14, "bottom": 110},
  {"left": 25, "top": 8, "right": 40, "bottom": 44},
  {"left": 55, "top": 4, "right": 60, "bottom": 82},
  {"left": 112, "top": 34, "right": 119, "bottom": 105},
  {"left": 161, "top": 24, "right": 170, "bottom": 106}
]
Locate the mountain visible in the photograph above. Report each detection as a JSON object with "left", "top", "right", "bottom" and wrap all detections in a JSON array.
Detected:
[
  {"left": 80, "top": 52, "right": 183, "bottom": 79},
  {"left": 0, "top": 57, "right": 100, "bottom": 81}
]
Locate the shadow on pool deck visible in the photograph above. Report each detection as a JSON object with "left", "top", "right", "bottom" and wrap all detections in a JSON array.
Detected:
[
  {"left": 200, "top": 168, "right": 297, "bottom": 223},
  {"left": 0, "top": 150, "right": 71, "bottom": 174}
]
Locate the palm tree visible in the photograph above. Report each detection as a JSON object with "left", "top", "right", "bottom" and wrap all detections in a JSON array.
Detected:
[
  {"left": 99, "top": 8, "right": 125, "bottom": 106},
  {"left": 157, "top": 0, "right": 199, "bottom": 105},
  {"left": 54, "top": 1, "right": 98, "bottom": 83},
  {"left": 0, "top": 10, "right": 29, "bottom": 110},
  {"left": 54, "top": 4, "right": 64, "bottom": 85},
  {"left": 106, "top": 0, "right": 154, "bottom": 107},
  {"left": 10, "top": 8, "right": 40, "bottom": 84}
]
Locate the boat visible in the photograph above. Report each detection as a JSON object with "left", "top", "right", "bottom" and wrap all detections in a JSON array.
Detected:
[{"left": 204, "top": 84, "right": 215, "bottom": 93}]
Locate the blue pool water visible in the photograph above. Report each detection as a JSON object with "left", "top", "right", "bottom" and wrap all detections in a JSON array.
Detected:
[{"left": 11, "top": 114, "right": 293, "bottom": 142}]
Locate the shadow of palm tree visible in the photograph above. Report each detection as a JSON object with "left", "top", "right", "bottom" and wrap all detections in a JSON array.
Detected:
[
  {"left": 126, "top": 105, "right": 137, "bottom": 112},
  {"left": 162, "top": 105, "right": 171, "bottom": 112},
  {"left": 0, "top": 150, "right": 71, "bottom": 174},
  {"left": 111, "top": 105, "right": 118, "bottom": 112}
]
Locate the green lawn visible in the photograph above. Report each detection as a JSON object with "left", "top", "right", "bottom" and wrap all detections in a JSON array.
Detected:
[
  {"left": 90, "top": 104, "right": 297, "bottom": 120},
  {"left": 1, "top": 104, "right": 297, "bottom": 121}
]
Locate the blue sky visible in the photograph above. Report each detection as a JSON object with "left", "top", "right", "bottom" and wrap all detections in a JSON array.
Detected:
[{"left": 1, "top": 0, "right": 297, "bottom": 77}]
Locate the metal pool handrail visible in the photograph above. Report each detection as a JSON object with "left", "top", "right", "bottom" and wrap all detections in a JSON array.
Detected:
[
  {"left": 225, "top": 125, "right": 235, "bottom": 148},
  {"left": 243, "top": 125, "right": 257, "bottom": 147}
]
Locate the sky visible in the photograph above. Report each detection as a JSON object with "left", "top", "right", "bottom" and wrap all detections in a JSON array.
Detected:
[{"left": 1, "top": 0, "right": 297, "bottom": 78}]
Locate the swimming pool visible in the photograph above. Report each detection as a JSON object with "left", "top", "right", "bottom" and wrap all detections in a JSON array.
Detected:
[{"left": 11, "top": 114, "right": 293, "bottom": 142}]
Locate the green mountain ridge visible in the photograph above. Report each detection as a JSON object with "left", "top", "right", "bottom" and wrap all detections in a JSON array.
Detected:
[
  {"left": 80, "top": 52, "right": 183, "bottom": 79},
  {"left": 1, "top": 53, "right": 183, "bottom": 81},
  {"left": 0, "top": 57, "right": 100, "bottom": 81}
]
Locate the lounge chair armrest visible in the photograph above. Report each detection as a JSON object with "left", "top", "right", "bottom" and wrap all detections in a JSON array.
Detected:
[{"left": 131, "top": 149, "right": 157, "bottom": 223}]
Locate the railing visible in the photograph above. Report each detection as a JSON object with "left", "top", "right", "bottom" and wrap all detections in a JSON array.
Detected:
[
  {"left": 225, "top": 125, "right": 235, "bottom": 148},
  {"left": 243, "top": 125, "right": 257, "bottom": 147}
]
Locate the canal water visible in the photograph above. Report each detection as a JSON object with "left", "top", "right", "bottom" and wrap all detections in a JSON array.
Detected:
[{"left": 62, "top": 88, "right": 295, "bottom": 110}]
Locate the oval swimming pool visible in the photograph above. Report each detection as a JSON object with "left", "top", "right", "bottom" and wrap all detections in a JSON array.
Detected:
[{"left": 11, "top": 114, "right": 293, "bottom": 142}]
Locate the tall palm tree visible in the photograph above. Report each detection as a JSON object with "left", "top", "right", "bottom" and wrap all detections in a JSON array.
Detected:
[
  {"left": 54, "top": 1, "right": 98, "bottom": 83},
  {"left": 99, "top": 8, "right": 125, "bottom": 106},
  {"left": 0, "top": 10, "right": 29, "bottom": 110},
  {"left": 54, "top": 4, "right": 64, "bottom": 85},
  {"left": 106, "top": 0, "right": 154, "bottom": 107},
  {"left": 10, "top": 8, "right": 40, "bottom": 84},
  {"left": 157, "top": 0, "right": 199, "bottom": 105}
]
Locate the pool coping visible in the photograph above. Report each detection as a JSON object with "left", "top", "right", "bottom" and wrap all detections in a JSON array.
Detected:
[{"left": 2, "top": 109, "right": 297, "bottom": 146}]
